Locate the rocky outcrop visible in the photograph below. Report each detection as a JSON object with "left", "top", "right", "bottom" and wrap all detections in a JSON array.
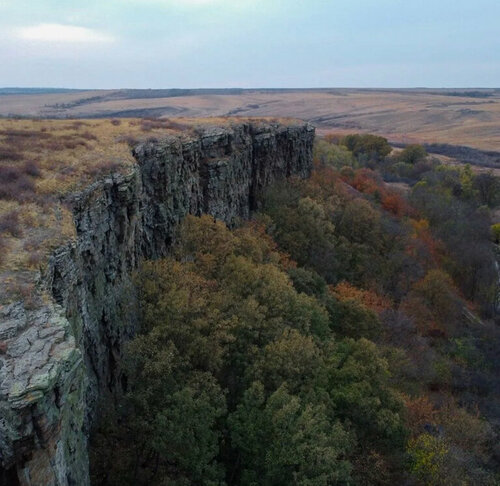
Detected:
[{"left": 0, "top": 122, "right": 314, "bottom": 486}]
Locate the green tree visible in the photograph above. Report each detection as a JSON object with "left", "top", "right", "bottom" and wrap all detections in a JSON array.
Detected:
[
  {"left": 325, "top": 295, "right": 381, "bottom": 339},
  {"left": 492, "top": 223, "right": 500, "bottom": 244},
  {"left": 460, "top": 164, "right": 477, "bottom": 200},
  {"left": 229, "top": 382, "right": 352, "bottom": 486},
  {"left": 407, "top": 433, "right": 449, "bottom": 486},
  {"left": 474, "top": 171, "right": 500, "bottom": 207},
  {"left": 314, "top": 139, "right": 357, "bottom": 169},
  {"left": 325, "top": 338, "right": 406, "bottom": 446},
  {"left": 340, "top": 134, "right": 392, "bottom": 161},
  {"left": 398, "top": 145, "right": 427, "bottom": 165},
  {"left": 247, "top": 328, "right": 323, "bottom": 394},
  {"left": 263, "top": 195, "right": 339, "bottom": 282}
]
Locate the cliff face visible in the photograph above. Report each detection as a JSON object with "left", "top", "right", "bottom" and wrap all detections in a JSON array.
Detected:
[{"left": 0, "top": 122, "right": 314, "bottom": 486}]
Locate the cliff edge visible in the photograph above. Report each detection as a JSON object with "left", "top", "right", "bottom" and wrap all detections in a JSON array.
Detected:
[{"left": 0, "top": 121, "right": 314, "bottom": 486}]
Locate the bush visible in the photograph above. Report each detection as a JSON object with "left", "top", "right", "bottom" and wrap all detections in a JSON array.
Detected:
[
  {"left": 340, "top": 134, "right": 392, "bottom": 161},
  {"left": 0, "top": 147, "right": 23, "bottom": 161},
  {"left": 398, "top": 145, "right": 427, "bottom": 165},
  {"left": 313, "top": 139, "right": 356, "bottom": 169},
  {"left": 23, "top": 160, "right": 41, "bottom": 177},
  {"left": 0, "top": 171, "right": 35, "bottom": 201},
  {"left": 491, "top": 223, "right": 500, "bottom": 244},
  {"left": 0, "top": 210, "right": 22, "bottom": 237}
]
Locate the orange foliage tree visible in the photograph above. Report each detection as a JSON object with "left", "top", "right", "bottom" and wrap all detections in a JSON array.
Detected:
[{"left": 332, "top": 281, "right": 392, "bottom": 314}]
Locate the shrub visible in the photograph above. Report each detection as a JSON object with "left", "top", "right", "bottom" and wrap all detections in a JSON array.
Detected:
[
  {"left": 0, "top": 166, "right": 35, "bottom": 201},
  {"left": 491, "top": 223, "right": 500, "bottom": 244},
  {"left": 115, "top": 134, "right": 139, "bottom": 146},
  {"left": 0, "top": 148, "right": 23, "bottom": 161},
  {"left": 0, "top": 210, "right": 22, "bottom": 237},
  {"left": 83, "top": 161, "right": 122, "bottom": 178},
  {"left": 80, "top": 131, "right": 98, "bottom": 141},
  {"left": 67, "top": 121, "right": 88, "bottom": 130},
  {"left": 23, "top": 160, "right": 41, "bottom": 177},
  {"left": 26, "top": 251, "right": 43, "bottom": 268},
  {"left": 0, "top": 165, "right": 23, "bottom": 182}
]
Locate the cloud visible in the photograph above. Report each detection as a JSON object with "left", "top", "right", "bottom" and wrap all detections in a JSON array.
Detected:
[
  {"left": 140, "top": 0, "right": 221, "bottom": 5},
  {"left": 17, "top": 23, "right": 115, "bottom": 43},
  {"left": 123, "top": 0, "right": 257, "bottom": 9},
  {"left": 172, "top": 0, "right": 220, "bottom": 4}
]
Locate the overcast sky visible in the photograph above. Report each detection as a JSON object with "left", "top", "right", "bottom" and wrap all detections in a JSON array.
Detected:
[{"left": 0, "top": 0, "right": 498, "bottom": 89}]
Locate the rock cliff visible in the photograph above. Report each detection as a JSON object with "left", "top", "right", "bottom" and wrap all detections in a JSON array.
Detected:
[{"left": 0, "top": 121, "right": 314, "bottom": 486}]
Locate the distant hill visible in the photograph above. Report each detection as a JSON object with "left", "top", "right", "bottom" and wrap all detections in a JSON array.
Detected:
[
  {"left": 0, "top": 87, "right": 499, "bottom": 150},
  {"left": 0, "top": 87, "right": 85, "bottom": 96}
]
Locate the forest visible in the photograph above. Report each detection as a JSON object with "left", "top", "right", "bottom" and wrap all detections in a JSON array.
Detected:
[{"left": 90, "top": 134, "right": 500, "bottom": 485}]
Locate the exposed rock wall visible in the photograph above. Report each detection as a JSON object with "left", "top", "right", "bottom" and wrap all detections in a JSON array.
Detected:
[{"left": 0, "top": 122, "right": 314, "bottom": 486}]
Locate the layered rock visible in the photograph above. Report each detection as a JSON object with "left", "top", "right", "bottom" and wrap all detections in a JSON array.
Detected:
[{"left": 0, "top": 121, "right": 314, "bottom": 486}]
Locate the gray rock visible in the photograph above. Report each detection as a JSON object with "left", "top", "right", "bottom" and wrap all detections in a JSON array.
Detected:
[{"left": 0, "top": 121, "right": 314, "bottom": 485}]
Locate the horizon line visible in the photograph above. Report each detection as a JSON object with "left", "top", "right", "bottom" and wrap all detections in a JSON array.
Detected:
[{"left": 1, "top": 86, "right": 499, "bottom": 91}]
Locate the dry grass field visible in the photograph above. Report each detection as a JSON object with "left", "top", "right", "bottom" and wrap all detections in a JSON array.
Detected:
[
  {"left": 0, "top": 116, "right": 290, "bottom": 297},
  {"left": 1, "top": 88, "right": 499, "bottom": 150}
]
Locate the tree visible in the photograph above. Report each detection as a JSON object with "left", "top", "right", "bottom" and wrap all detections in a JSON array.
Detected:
[
  {"left": 460, "top": 164, "right": 477, "bottom": 201},
  {"left": 407, "top": 433, "right": 449, "bottom": 486},
  {"left": 332, "top": 281, "right": 391, "bottom": 314},
  {"left": 325, "top": 338, "right": 406, "bottom": 446},
  {"left": 288, "top": 267, "right": 328, "bottom": 297},
  {"left": 134, "top": 259, "right": 235, "bottom": 373},
  {"left": 335, "top": 197, "right": 382, "bottom": 246},
  {"left": 247, "top": 328, "right": 323, "bottom": 394},
  {"left": 407, "top": 403, "right": 496, "bottom": 486},
  {"left": 411, "top": 270, "right": 460, "bottom": 323},
  {"left": 340, "top": 134, "right": 392, "bottom": 162},
  {"left": 147, "top": 374, "right": 227, "bottom": 485},
  {"left": 262, "top": 194, "right": 339, "bottom": 282},
  {"left": 228, "top": 382, "right": 352, "bottom": 486},
  {"left": 398, "top": 145, "right": 427, "bottom": 165},
  {"left": 325, "top": 292, "right": 382, "bottom": 339},
  {"left": 474, "top": 172, "right": 500, "bottom": 207},
  {"left": 313, "top": 139, "right": 356, "bottom": 169}
]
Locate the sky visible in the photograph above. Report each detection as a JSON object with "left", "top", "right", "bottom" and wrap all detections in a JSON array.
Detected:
[{"left": 0, "top": 0, "right": 499, "bottom": 89}]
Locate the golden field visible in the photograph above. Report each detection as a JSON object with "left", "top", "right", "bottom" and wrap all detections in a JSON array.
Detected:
[{"left": 1, "top": 88, "right": 499, "bottom": 150}]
